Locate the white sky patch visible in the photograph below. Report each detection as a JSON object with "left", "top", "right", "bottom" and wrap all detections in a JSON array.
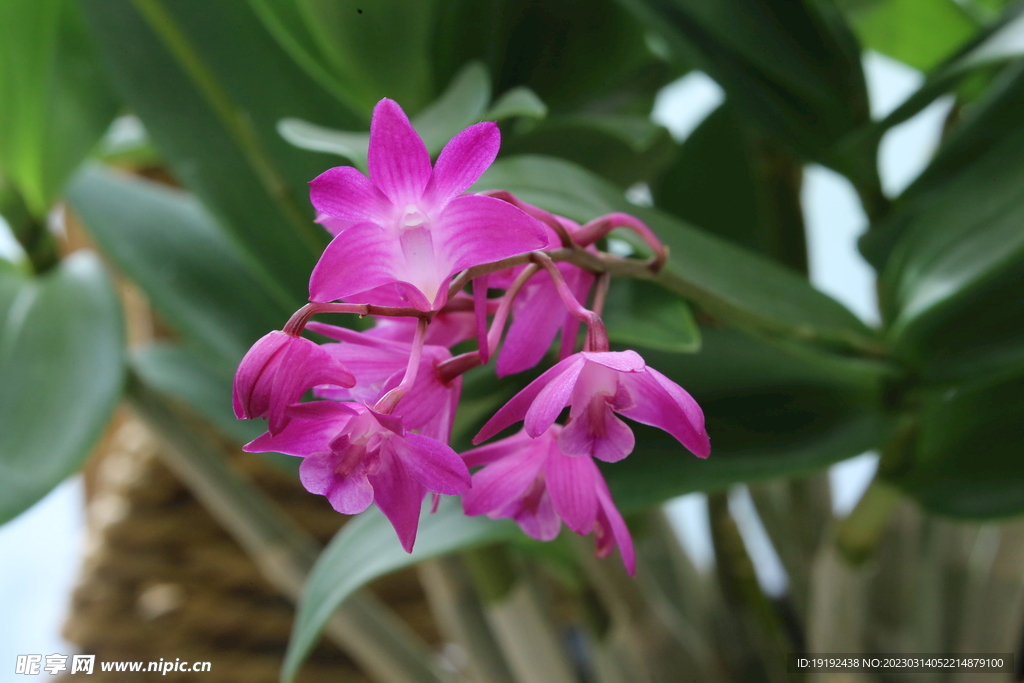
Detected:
[{"left": 651, "top": 71, "right": 725, "bottom": 142}]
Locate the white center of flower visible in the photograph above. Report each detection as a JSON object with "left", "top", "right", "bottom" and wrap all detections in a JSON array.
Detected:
[{"left": 401, "top": 204, "right": 427, "bottom": 229}]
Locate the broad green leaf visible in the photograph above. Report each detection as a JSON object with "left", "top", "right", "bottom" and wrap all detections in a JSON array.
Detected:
[
  {"left": 651, "top": 104, "right": 807, "bottom": 271},
  {"left": 890, "top": 371, "right": 1024, "bottom": 518},
  {"left": 278, "top": 61, "right": 494, "bottom": 170},
  {"left": 603, "top": 278, "right": 701, "bottom": 353},
  {"left": 484, "top": 86, "right": 548, "bottom": 121},
  {"left": 67, "top": 166, "right": 299, "bottom": 370},
  {"left": 0, "top": 251, "right": 124, "bottom": 524},
  {"left": 872, "top": 66, "right": 1024, "bottom": 380},
  {"left": 282, "top": 499, "right": 518, "bottom": 683},
  {"left": 131, "top": 343, "right": 299, "bottom": 476},
  {"left": 0, "top": 0, "right": 118, "bottom": 216},
  {"left": 474, "top": 155, "right": 880, "bottom": 355},
  {"left": 432, "top": 0, "right": 675, "bottom": 116},
  {"left": 79, "top": 0, "right": 361, "bottom": 302},
  {"left": 604, "top": 327, "right": 890, "bottom": 511},
  {"left": 132, "top": 343, "right": 263, "bottom": 446},
  {"left": 619, "top": 0, "right": 874, "bottom": 183},
  {"left": 503, "top": 114, "right": 677, "bottom": 187},
  {"left": 842, "top": 0, "right": 977, "bottom": 72}
]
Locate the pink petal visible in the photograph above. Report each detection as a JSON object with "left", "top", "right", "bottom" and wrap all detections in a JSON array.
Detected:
[
  {"left": 462, "top": 429, "right": 537, "bottom": 468},
  {"left": 396, "top": 433, "right": 471, "bottom": 495},
  {"left": 309, "top": 166, "right": 392, "bottom": 224},
  {"left": 473, "top": 273, "right": 490, "bottom": 363},
  {"left": 619, "top": 368, "right": 710, "bottom": 458},
  {"left": 580, "top": 350, "right": 646, "bottom": 373},
  {"left": 315, "top": 213, "right": 357, "bottom": 237},
  {"left": 524, "top": 357, "right": 587, "bottom": 437},
  {"left": 595, "top": 476, "right": 635, "bottom": 575},
  {"left": 433, "top": 195, "right": 548, "bottom": 278},
  {"left": 309, "top": 222, "right": 404, "bottom": 303},
  {"left": 299, "top": 452, "right": 374, "bottom": 514},
  {"left": 233, "top": 331, "right": 289, "bottom": 419},
  {"left": 368, "top": 99, "right": 432, "bottom": 205},
  {"left": 559, "top": 403, "right": 635, "bottom": 463},
  {"left": 511, "top": 491, "right": 561, "bottom": 542},
  {"left": 266, "top": 339, "right": 356, "bottom": 434},
  {"left": 474, "top": 355, "right": 585, "bottom": 444},
  {"left": 423, "top": 122, "right": 500, "bottom": 208},
  {"left": 462, "top": 443, "right": 547, "bottom": 516},
  {"left": 370, "top": 447, "right": 426, "bottom": 552},
  {"left": 496, "top": 273, "right": 564, "bottom": 377},
  {"left": 545, "top": 450, "right": 599, "bottom": 535},
  {"left": 342, "top": 281, "right": 433, "bottom": 312}
]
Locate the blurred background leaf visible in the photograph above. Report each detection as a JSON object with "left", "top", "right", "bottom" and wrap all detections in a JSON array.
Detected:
[
  {"left": 0, "top": 0, "right": 118, "bottom": 217},
  {"left": 0, "top": 251, "right": 123, "bottom": 523}
]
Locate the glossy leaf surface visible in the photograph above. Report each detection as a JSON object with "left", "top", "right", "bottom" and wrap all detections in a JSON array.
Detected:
[
  {"left": 67, "top": 166, "right": 299, "bottom": 370},
  {"left": 474, "top": 155, "right": 878, "bottom": 354},
  {"left": 79, "top": 0, "right": 359, "bottom": 301},
  {"left": 0, "top": 252, "right": 123, "bottom": 523},
  {"left": 0, "top": 0, "right": 118, "bottom": 215},
  {"left": 282, "top": 499, "right": 517, "bottom": 683}
]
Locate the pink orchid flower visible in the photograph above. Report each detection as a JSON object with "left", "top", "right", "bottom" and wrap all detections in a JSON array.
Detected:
[
  {"left": 495, "top": 261, "right": 595, "bottom": 377},
  {"left": 232, "top": 331, "right": 355, "bottom": 435},
  {"left": 475, "top": 350, "right": 710, "bottom": 462},
  {"left": 245, "top": 401, "right": 470, "bottom": 551},
  {"left": 308, "top": 99, "right": 548, "bottom": 311},
  {"left": 462, "top": 426, "right": 635, "bottom": 574},
  {"left": 306, "top": 322, "right": 462, "bottom": 442}
]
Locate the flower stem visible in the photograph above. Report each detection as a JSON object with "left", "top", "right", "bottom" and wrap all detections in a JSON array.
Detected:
[
  {"left": 283, "top": 302, "right": 429, "bottom": 336},
  {"left": 531, "top": 252, "right": 608, "bottom": 353},
  {"left": 573, "top": 213, "right": 667, "bottom": 273}
]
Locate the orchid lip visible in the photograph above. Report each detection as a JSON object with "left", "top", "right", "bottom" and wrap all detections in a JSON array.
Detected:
[{"left": 400, "top": 205, "right": 427, "bottom": 229}]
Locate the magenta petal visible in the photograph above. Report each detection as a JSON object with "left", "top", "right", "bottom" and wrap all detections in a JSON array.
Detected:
[
  {"left": 595, "top": 476, "right": 635, "bottom": 575},
  {"left": 299, "top": 453, "right": 374, "bottom": 515},
  {"left": 370, "top": 447, "right": 426, "bottom": 552},
  {"left": 423, "top": 121, "right": 500, "bottom": 208},
  {"left": 368, "top": 99, "right": 432, "bottom": 205},
  {"left": 398, "top": 433, "right": 471, "bottom": 495},
  {"left": 309, "top": 166, "right": 392, "bottom": 224},
  {"left": 462, "top": 429, "right": 536, "bottom": 468},
  {"left": 496, "top": 274, "right": 564, "bottom": 377},
  {"left": 243, "top": 410, "right": 347, "bottom": 456},
  {"left": 545, "top": 451, "right": 599, "bottom": 535},
  {"left": 524, "top": 357, "right": 587, "bottom": 437},
  {"left": 619, "top": 368, "right": 710, "bottom": 458},
  {"left": 325, "top": 473, "right": 375, "bottom": 515},
  {"left": 463, "top": 444, "right": 546, "bottom": 516},
  {"left": 475, "top": 355, "right": 585, "bottom": 443},
  {"left": 580, "top": 350, "right": 646, "bottom": 373},
  {"left": 266, "top": 338, "right": 356, "bottom": 435},
  {"left": 233, "top": 331, "right": 289, "bottom": 419},
  {"left": 559, "top": 405, "right": 635, "bottom": 463},
  {"left": 309, "top": 222, "right": 404, "bottom": 302},
  {"left": 512, "top": 491, "right": 561, "bottom": 542},
  {"left": 434, "top": 195, "right": 548, "bottom": 277}
]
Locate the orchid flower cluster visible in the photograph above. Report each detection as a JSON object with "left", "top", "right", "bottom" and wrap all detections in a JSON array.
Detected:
[{"left": 232, "top": 99, "right": 710, "bottom": 573}]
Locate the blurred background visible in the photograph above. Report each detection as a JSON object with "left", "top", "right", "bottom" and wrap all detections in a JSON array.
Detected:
[{"left": 1, "top": 1, "right": 1023, "bottom": 681}]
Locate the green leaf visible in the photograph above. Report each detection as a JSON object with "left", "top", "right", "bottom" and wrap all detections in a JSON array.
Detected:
[
  {"left": 132, "top": 343, "right": 263, "bottom": 446},
  {"left": 278, "top": 61, "right": 495, "bottom": 170},
  {"left": 842, "top": 0, "right": 977, "bottom": 72},
  {"left": 503, "top": 114, "right": 677, "bottom": 187},
  {"left": 0, "top": 251, "right": 124, "bottom": 524},
  {"left": 485, "top": 86, "right": 548, "bottom": 121},
  {"left": 282, "top": 499, "right": 518, "bottom": 683},
  {"left": 131, "top": 343, "right": 300, "bottom": 476},
  {"left": 891, "top": 371, "right": 1024, "bottom": 518},
  {"left": 474, "top": 155, "right": 880, "bottom": 355},
  {"left": 0, "top": 0, "right": 118, "bottom": 216},
  {"left": 651, "top": 104, "right": 808, "bottom": 271},
  {"left": 619, "top": 0, "right": 873, "bottom": 181},
  {"left": 603, "top": 278, "right": 701, "bottom": 353},
  {"left": 66, "top": 166, "right": 299, "bottom": 370},
  {"left": 432, "top": 0, "right": 674, "bottom": 116},
  {"left": 79, "top": 0, "right": 361, "bottom": 302},
  {"left": 872, "top": 66, "right": 1024, "bottom": 380},
  {"left": 604, "top": 327, "right": 891, "bottom": 511}
]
